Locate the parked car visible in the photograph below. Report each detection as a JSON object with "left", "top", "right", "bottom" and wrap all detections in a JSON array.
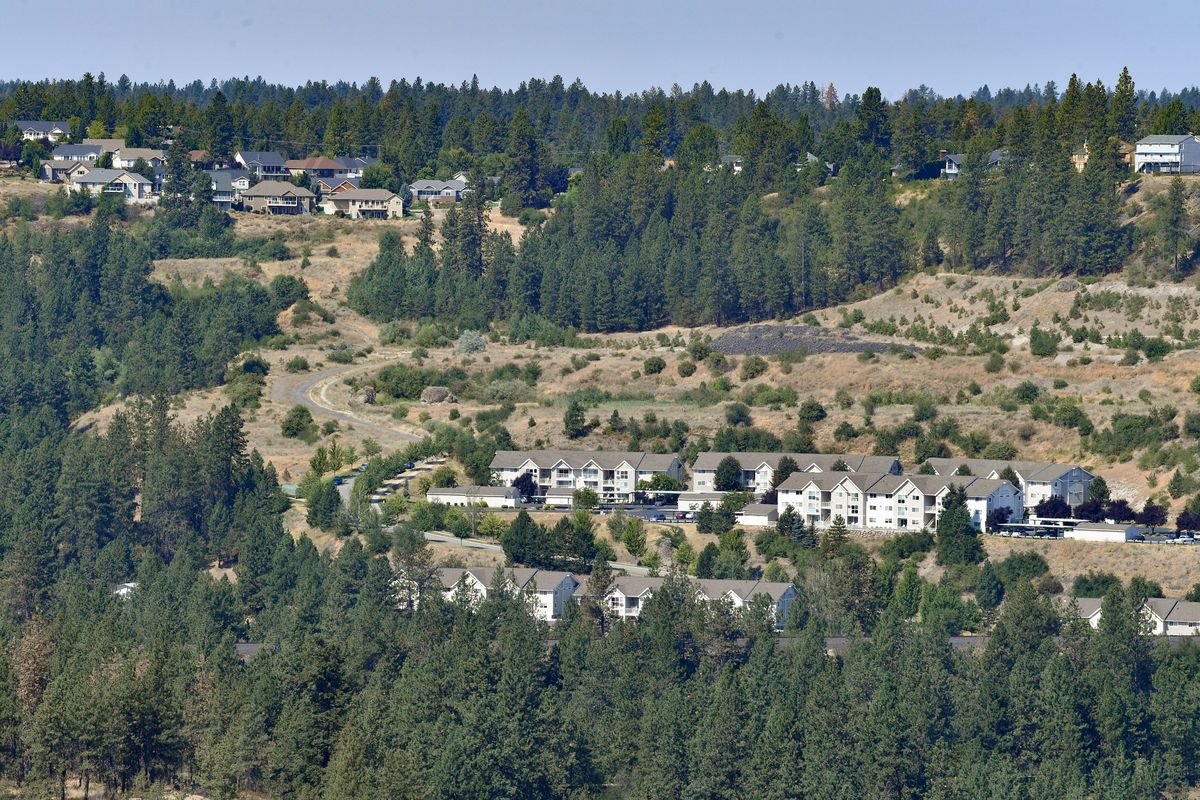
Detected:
[{"left": 674, "top": 512, "right": 688, "bottom": 521}]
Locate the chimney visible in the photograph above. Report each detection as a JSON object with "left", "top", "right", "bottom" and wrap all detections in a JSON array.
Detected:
[{"left": 938, "top": 149, "right": 948, "bottom": 160}]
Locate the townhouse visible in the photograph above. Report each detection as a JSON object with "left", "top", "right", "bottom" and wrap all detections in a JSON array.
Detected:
[
  {"left": 425, "top": 485, "right": 521, "bottom": 508},
  {"left": 691, "top": 451, "right": 902, "bottom": 494},
  {"left": 241, "top": 181, "right": 316, "bottom": 214},
  {"left": 320, "top": 187, "right": 405, "bottom": 219},
  {"left": 490, "top": 449, "right": 685, "bottom": 503},
  {"left": 437, "top": 567, "right": 579, "bottom": 621},
  {"left": 776, "top": 472, "right": 1022, "bottom": 533},
  {"left": 922, "top": 458, "right": 1094, "bottom": 510}
]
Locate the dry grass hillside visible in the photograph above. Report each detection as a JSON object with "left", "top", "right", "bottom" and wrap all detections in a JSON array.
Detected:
[{"left": 15, "top": 171, "right": 1200, "bottom": 592}]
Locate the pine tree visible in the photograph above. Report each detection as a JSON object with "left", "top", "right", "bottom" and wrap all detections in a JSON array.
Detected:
[{"left": 1110, "top": 67, "right": 1138, "bottom": 141}]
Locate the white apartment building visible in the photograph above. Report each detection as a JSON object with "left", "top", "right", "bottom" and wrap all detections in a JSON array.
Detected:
[
  {"left": 490, "top": 450, "right": 684, "bottom": 503},
  {"left": 777, "top": 472, "right": 1022, "bottom": 533},
  {"left": 1134, "top": 134, "right": 1200, "bottom": 174},
  {"left": 437, "top": 567, "right": 579, "bottom": 621},
  {"left": 690, "top": 452, "right": 902, "bottom": 494},
  {"left": 576, "top": 576, "right": 797, "bottom": 628},
  {"left": 922, "top": 458, "right": 1093, "bottom": 510}
]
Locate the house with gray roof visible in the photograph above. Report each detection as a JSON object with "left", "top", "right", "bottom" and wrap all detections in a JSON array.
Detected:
[
  {"left": 1073, "top": 596, "right": 1200, "bottom": 636},
  {"left": 313, "top": 175, "right": 359, "bottom": 195},
  {"left": 41, "top": 160, "right": 91, "bottom": 183},
  {"left": 241, "top": 181, "right": 315, "bottom": 215},
  {"left": 491, "top": 450, "right": 684, "bottom": 503},
  {"left": 51, "top": 143, "right": 102, "bottom": 163},
  {"left": 320, "top": 187, "right": 405, "bottom": 219},
  {"left": 205, "top": 168, "right": 252, "bottom": 210},
  {"left": 336, "top": 155, "right": 377, "bottom": 178},
  {"left": 942, "top": 148, "right": 1007, "bottom": 179},
  {"left": 433, "top": 567, "right": 578, "bottom": 621},
  {"left": 68, "top": 168, "right": 155, "bottom": 203},
  {"left": 409, "top": 178, "right": 466, "bottom": 203},
  {"left": 1134, "top": 134, "right": 1200, "bottom": 174},
  {"left": 82, "top": 138, "right": 124, "bottom": 154},
  {"left": 14, "top": 120, "right": 69, "bottom": 142},
  {"left": 235, "top": 150, "right": 290, "bottom": 180}
]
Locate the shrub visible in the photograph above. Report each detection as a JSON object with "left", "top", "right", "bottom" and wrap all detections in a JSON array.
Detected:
[
  {"left": 725, "top": 402, "right": 752, "bottom": 427},
  {"left": 643, "top": 356, "right": 666, "bottom": 375},
  {"left": 285, "top": 356, "right": 311, "bottom": 373},
  {"left": 739, "top": 356, "right": 768, "bottom": 380},
  {"left": 1029, "top": 324, "right": 1059, "bottom": 357},
  {"left": 797, "top": 398, "right": 827, "bottom": 423},
  {"left": 453, "top": 330, "right": 487, "bottom": 354},
  {"left": 677, "top": 360, "right": 696, "bottom": 377},
  {"left": 281, "top": 405, "right": 315, "bottom": 438}
]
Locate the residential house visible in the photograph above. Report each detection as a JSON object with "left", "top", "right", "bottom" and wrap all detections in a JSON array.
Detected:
[
  {"left": 82, "top": 138, "right": 125, "bottom": 154},
  {"left": 112, "top": 147, "right": 166, "bottom": 171},
  {"left": 1076, "top": 597, "right": 1200, "bottom": 636},
  {"left": 922, "top": 458, "right": 1094, "bottom": 511},
  {"left": 205, "top": 168, "right": 252, "bottom": 211},
  {"left": 409, "top": 178, "right": 466, "bottom": 203},
  {"left": 490, "top": 450, "right": 685, "bottom": 503},
  {"left": 1063, "top": 522, "right": 1142, "bottom": 543},
  {"left": 14, "top": 120, "right": 69, "bottom": 142},
  {"left": 112, "top": 582, "right": 138, "bottom": 598},
  {"left": 1134, "top": 134, "right": 1200, "bottom": 174},
  {"left": 942, "top": 148, "right": 1006, "bottom": 179},
  {"left": 68, "top": 168, "right": 155, "bottom": 203},
  {"left": 235, "top": 150, "right": 290, "bottom": 181},
  {"left": 720, "top": 154, "right": 744, "bottom": 173},
  {"left": 336, "top": 155, "right": 377, "bottom": 178},
  {"left": 425, "top": 485, "right": 521, "bottom": 508},
  {"left": 313, "top": 175, "right": 359, "bottom": 196},
  {"left": 240, "top": 181, "right": 316, "bottom": 215},
  {"left": 320, "top": 187, "right": 405, "bottom": 219},
  {"left": 690, "top": 451, "right": 902, "bottom": 494},
  {"left": 284, "top": 156, "right": 346, "bottom": 179},
  {"left": 776, "top": 472, "right": 1022, "bottom": 533},
  {"left": 51, "top": 143, "right": 102, "bottom": 163},
  {"left": 41, "top": 160, "right": 90, "bottom": 183},
  {"left": 438, "top": 567, "right": 579, "bottom": 621}
]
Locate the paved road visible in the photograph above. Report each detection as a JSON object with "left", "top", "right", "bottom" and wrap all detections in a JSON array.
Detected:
[
  {"left": 270, "top": 357, "right": 421, "bottom": 448},
  {"left": 422, "top": 532, "right": 652, "bottom": 576}
]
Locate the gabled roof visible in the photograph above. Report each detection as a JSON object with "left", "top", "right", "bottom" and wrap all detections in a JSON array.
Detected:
[
  {"left": 1166, "top": 600, "right": 1200, "bottom": 623},
  {"left": 691, "top": 451, "right": 899, "bottom": 474},
  {"left": 610, "top": 576, "right": 665, "bottom": 597},
  {"left": 314, "top": 175, "right": 359, "bottom": 189},
  {"left": 237, "top": 150, "right": 286, "bottom": 167},
  {"left": 426, "top": 485, "right": 516, "bottom": 498},
  {"left": 410, "top": 178, "right": 467, "bottom": 192},
  {"left": 490, "top": 449, "right": 676, "bottom": 472},
  {"left": 336, "top": 155, "right": 377, "bottom": 169},
  {"left": 284, "top": 156, "right": 346, "bottom": 170},
  {"left": 15, "top": 120, "right": 68, "bottom": 133},
  {"left": 206, "top": 168, "right": 250, "bottom": 191},
  {"left": 1137, "top": 134, "right": 1194, "bottom": 145},
  {"left": 52, "top": 144, "right": 101, "bottom": 159},
  {"left": 1072, "top": 597, "right": 1103, "bottom": 619},
  {"left": 1145, "top": 597, "right": 1178, "bottom": 622},
  {"left": 326, "top": 188, "right": 402, "bottom": 202},
  {"left": 528, "top": 570, "right": 577, "bottom": 592},
  {"left": 83, "top": 138, "right": 124, "bottom": 152},
  {"left": 73, "top": 168, "right": 150, "bottom": 185},
  {"left": 241, "top": 180, "right": 315, "bottom": 198},
  {"left": 116, "top": 147, "right": 165, "bottom": 161},
  {"left": 922, "top": 458, "right": 1088, "bottom": 484}
]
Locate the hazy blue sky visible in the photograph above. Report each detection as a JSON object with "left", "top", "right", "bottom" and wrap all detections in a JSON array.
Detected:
[{"left": 2, "top": 0, "right": 1193, "bottom": 99}]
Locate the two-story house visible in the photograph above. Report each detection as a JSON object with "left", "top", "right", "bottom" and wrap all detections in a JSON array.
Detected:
[
  {"left": 51, "top": 143, "right": 102, "bottom": 163},
  {"left": 320, "top": 188, "right": 405, "bottom": 219},
  {"left": 68, "top": 168, "right": 155, "bottom": 203},
  {"left": 409, "top": 178, "right": 466, "bottom": 204},
  {"left": 240, "top": 181, "right": 316, "bottom": 215},
  {"left": 1134, "top": 134, "right": 1200, "bottom": 174},
  {"left": 235, "top": 150, "right": 291, "bottom": 181},
  {"left": 437, "top": 567, "right": 579, "bottom": 621}
]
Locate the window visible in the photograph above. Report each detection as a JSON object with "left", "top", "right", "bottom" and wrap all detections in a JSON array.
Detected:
[{"left": 617, "top": 470, "right": 629, "bottom": 481}]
